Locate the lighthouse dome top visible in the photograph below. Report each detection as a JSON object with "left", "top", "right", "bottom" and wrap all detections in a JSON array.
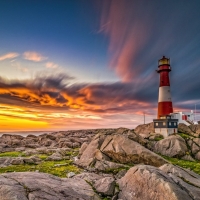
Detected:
[{"left": 158, "top": 56, "right": 170, "bottom": 66}]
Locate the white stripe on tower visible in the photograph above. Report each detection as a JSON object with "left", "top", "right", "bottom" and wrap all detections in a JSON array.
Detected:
[{"left": 158, "top": 86, "right": 172, "bottom": 102}]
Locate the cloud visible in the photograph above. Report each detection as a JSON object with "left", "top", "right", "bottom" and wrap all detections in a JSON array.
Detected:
[
  {"left": 0, "top": 52, "right": 19, "bottom": 61},
  {"left": 0, "top": 74, "right": 153, "bottom": 114},
  {"left": 0, "top": 71, "right": 200, "bottom": 130},
  {"left": 46, "top": 62, "right": 59, "bottom": 69},
  {"left": 99, "top": 0, "right": 200, "bottom": 85},
  {"left": 23, "top": 51, "right": 47, "bottom": 62}
]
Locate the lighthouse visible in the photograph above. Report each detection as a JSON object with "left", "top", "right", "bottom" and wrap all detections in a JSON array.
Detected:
[
  {"left": 157, "top": 56, "right": 173, "bottom": 119},
  {"left": 153, "top": 56, "right": 178, "bottom": 138}
]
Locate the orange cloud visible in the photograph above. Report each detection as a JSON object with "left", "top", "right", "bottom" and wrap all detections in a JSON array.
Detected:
[
  {"left": 23, "top": 51, "right": 47, "bottom": 62},
  {"left": 0, "top": 52, "right": 19, "bottom": 61},
  {"left": 0, "top": 74, "right": 159, "bottom": 131}
]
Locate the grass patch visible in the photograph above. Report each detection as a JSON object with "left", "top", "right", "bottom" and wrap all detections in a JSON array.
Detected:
[
  {"left": 0, "top": 152, "right": 49, "bottom": 160},
  {"left": 154, "top": 136, "right": 164, "bottom": 141},
  {"left": 163, "top": 155, "right": 200, "bottom": 175},
  {"left": 179, "top": 133, "right": 192, "bottom": 140},
  {"left": 0, "top": 151, "right": 26, "bottom": 157},
  {"left": 0, "top": 160, "right": 82, "bottom": 178},
  {"left": 37, "top": 154, "right": 48, "bottom": 160}
]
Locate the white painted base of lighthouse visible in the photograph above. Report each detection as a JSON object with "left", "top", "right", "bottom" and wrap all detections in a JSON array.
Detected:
[{"left": 154, "top": 128, "right": 178, "bottom": 138}]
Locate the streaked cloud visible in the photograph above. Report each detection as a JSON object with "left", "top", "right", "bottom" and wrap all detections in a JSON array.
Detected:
[
  {"left": 46, "top": 62, "right": 59, "bottom": 69},
  {"left": 99, "top": 0, "right": 200, "bottom": 85},
  {"left": 0, "top": 75, "right": 153, "bottom": 130},
  {"left": 23, "top": 51, "right": 47, "bottom": 62},
  {"left": 0, "top": 73, "right": 154, "bottom": 115},
  {"left": 0, "top": 52, "right": 19, "bottom": 61}
]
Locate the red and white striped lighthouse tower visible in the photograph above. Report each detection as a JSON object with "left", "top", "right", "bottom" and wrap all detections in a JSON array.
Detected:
[{"left": 157, "top": 56, "right": 173, "bottom": 119}]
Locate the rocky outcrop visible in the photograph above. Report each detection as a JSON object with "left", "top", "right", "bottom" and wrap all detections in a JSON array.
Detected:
[
  {"left": 2, "top": 126, "right": 200, "bottom": 199},
  {"left": 154, "top": 135, "right": 188, "bottom": 158},
  {"left": 75, "top": 134, "right": 103, "bottom": 167},
  {"left": 118, "top": 164, "right": 199, "bottom": 200},
  {"left": 100, "top": 135, "right": 167, "bottom": 167},
  {"left": 185, "top": 137, "right": 200, "bottom": 160},
  {"left": 189, "top": 124, "right": 200, "bottom": 134},
  {"left": 0, "top": 130, "right": 97, "bottom": 151},
  {"left": 0, "top": 172, "right": 101, "bottom": 200},
  {"left": 134, "top": 122, "right": 154, "bottom": 138},
  {"left": 76, "top": 133, "right": 167, "bottom": 170},
  {"left": 94, "top": 177, "right": 115, "bottom": 196},
  {"left": 178, "top": 123, "right": 198, "bottom": 136},
  {"left": 160, "top": 164, "right": 200, "bottom": 199}
]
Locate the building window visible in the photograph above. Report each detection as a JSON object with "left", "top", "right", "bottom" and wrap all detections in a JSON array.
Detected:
[
  {"left": 169, "top": 122, "right": 171, "bottom": 126},
  {"left": 156, "top": 123, "right": 158, "bottom": 126},
  {"left": 163, "top": 122, "right": 166, "bottom": 125},
  {"left": 174, "top": 122, "right": 176, "bottom": 126}
]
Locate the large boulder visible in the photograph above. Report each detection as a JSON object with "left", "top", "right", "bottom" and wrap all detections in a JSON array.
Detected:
[
  {"left": 0, "top": 172, "right": 101, "bottom": 200},
  {"left": 154, "top": 135, "right": 188, "bottom": 158},
  {"left": 118, "top": 165, "right": 195, "bottom": 200},
  {"left": 94, "top": 177, "right": 115, "bottom": 196},
  {"left": 178, "top": 123, "right": 195, "bottom": 136},
  {"left": 160, "top": 164, "right": 200, "bottom": 199},
  {"left": 100, "top": 135, "right": 167, "bottom": 167},
  {"left": 78, "top": 142, "right": 88, "bottom": 158},
  {"left": 134, "top": 122, "right": 154, "bottom": 138},
  {"left": 75, "top": 134, "right": 106, "bottom": 167},
  {"left": 189, "top": 124, "right": 200, "bottom": 134}
]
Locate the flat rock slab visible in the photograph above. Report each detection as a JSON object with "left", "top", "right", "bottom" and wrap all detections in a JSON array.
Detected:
[{"left": 0, "top": 172, "right": 101, "bottom": 200}]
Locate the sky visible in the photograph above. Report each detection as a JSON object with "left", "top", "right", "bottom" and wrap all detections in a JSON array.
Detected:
[{"left": 0, "top": 0, "right": 200, "bottom": 132}]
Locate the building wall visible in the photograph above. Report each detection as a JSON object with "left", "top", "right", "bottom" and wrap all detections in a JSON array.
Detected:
[
  {"left": 155, "top": 128, "right": 177, "bottom": 138},
  {"left": 170, "top": 111, "right": 194, "bottom": 125},
  {"left": 154, "top": 121, "right": 178, "bottom": 128}
]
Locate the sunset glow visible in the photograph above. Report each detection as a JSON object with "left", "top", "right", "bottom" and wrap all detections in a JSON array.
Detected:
[{"left": 0, "top": 0, "right": 200, "bottom": 131}]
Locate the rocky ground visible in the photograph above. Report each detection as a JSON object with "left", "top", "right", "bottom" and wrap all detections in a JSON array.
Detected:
[{"left": 0, "top": 123, "right": 200, "bottom": 199}]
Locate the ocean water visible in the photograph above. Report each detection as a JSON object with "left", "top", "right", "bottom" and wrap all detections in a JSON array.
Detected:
[{"left": 0, "top": 131, "right": 53, "bottom": 137}]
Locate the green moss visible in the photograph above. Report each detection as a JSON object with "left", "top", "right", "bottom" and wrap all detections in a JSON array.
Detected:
[
  {"left": 179, "top": 133, "right": 192, "bottom": 140},
  {"left": 0, "top": 160, "right": 82, "bottom": 178},
  {"left": 0, "top": 151, "right": 26, "bottom": 157},
  {"left": 163, "top": 155, "right": 200, "bottom": 175},
  {"left": 154, "top": 135, "right": 164, "bottom": 141},
  {"left": 37, "top": 154, "right": 48, "bottom": 160}
]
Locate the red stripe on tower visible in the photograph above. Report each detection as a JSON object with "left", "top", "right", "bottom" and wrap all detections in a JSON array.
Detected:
[{"left": 157, "top": 56, "right": 173, "bottom": 119}]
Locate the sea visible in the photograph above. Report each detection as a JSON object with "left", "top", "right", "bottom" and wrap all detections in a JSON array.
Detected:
[{"left": 0, "top": 131, "right": 54, "bottom": 137}]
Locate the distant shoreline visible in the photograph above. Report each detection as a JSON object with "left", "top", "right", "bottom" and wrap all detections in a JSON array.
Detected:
[{"left": 0, "top": 131, "right": 53, "bottom": 137}]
